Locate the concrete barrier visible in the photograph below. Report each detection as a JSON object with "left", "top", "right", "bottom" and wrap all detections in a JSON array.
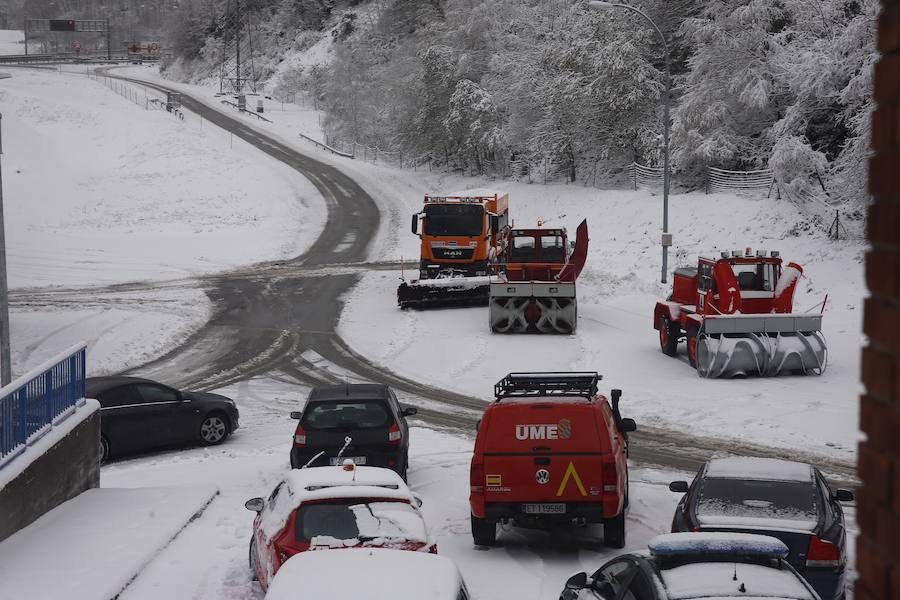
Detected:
[{"left": 0, "top": 401, "right": 100, "bottom": 542}]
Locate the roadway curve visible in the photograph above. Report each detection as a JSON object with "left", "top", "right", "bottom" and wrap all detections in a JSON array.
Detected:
[{"left": 74, "top": 70, "right": 856, "bottom": 483}]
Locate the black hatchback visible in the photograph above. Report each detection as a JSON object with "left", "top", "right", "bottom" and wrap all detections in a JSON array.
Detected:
[
  {"left": 668, "top": 456, "right": 854, "bottom": 600},
  {"left": 289, "top": 383, "right": 417, "bottom": 480},
  {"left": 87, "top": 376, "right": 240, "bottom": 462}
]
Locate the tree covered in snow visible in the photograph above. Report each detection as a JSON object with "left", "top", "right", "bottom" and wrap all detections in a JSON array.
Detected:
[
  {"left": 161, "top": 0, "right": 878, "bottom": 207},
  {"left": 673, "top": 0, "right": 878, "bottom": 205}
]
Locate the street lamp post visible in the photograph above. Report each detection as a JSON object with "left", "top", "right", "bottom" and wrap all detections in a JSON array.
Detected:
[{"left": 588, "top": 0, "right": 672, "bottom": 284}]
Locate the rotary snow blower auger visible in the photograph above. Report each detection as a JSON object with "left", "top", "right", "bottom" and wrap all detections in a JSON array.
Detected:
[
  {"left": 489, "top": 219, "right": 589, "bottom": 334},
  {"left": 397, "top": 190, "right": 509, "bottom": 310},
  {"left": 653, "top": 249, "right": 827, "bottom": 378}
]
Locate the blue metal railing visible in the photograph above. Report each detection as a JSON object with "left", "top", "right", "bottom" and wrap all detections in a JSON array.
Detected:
[{"left": 0, "top": 344, "right": 87, "bottom": 468}]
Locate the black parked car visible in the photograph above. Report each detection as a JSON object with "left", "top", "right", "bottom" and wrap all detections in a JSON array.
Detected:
[
  {"left": 87, "top": 376, "right": 240, "bottom": 462},
  {"left": 668, "top": 456, "right": 853, "bottom": 600},
  {"left": 289, "top": 383, "right": 417, "bottom": 480}
]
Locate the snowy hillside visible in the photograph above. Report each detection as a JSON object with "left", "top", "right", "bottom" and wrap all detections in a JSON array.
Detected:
[{"left": 1, "top": 69, "right": 326, "bottom": 375}]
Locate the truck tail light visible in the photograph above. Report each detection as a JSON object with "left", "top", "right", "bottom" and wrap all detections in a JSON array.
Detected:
[
  {"left": 388, "top": 422, "right": 402, "bottom": 444},
  {"left": 806, "top": 535, "right": 841, "bottom": 568},
  {"left": 601, "top": 455, "right": 617, "bottom": 494},
  {"left": 470, "top": 462, "right": 484, "bottom": 494},
  {"left": 294, "top": 424, "right": 307, "bottom": 448}
]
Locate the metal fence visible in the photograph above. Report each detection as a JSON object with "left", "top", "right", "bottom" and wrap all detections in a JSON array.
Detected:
[
  {"left": 628, "top": 162, "right": 664, "bottom": 189},
  {"left": 0, "top": 343, "right": 87, "bottom": 469},
  {"left": 706, "top": 166, "right": 778, "bottom": 197}
]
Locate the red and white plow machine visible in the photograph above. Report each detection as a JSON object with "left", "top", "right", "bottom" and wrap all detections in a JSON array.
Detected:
[
  {"left": 489, "top": 220, "right": 588, "bottom": 334},
  {"left": 653, "top": 249, "right": 827, "bottom": 377}
]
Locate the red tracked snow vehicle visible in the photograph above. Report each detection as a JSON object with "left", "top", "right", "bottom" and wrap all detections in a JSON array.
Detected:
[
  {"left": 489, "top": 220, "right": 588, "bottom": 334},
  {"left": 653, "top": 249, "right": 827, "bottom": 378}
]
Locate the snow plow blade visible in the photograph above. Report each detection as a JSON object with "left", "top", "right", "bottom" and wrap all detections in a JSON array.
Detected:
[
  {"left": 397, "top": 277, "right": 491, "bottom": 309},
  {"left": 696, "top": 314, "right": 826, "bottom": 378},
  {"left": 489, "top": 282, "right": 577, "bottom": 334}
]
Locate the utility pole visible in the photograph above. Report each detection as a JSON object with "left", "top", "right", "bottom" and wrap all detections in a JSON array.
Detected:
[
  {"left": 23, "top": 19, "right": 28, "bottom": 55},
  {"left": 106, "top": 19, "right": 111, "bottom": 61},
  {"left": 0, "top": 114, "right": 11, "bottom": 385}
]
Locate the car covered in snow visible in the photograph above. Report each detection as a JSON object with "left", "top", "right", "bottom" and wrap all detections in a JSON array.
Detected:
[
  {"left": 245, "top": 461, "right": 432, "bottom": 591},
  {"left": 668, "top": 456, "right": 853, "bottom": 600},
  {"left": 289, "top": 383, "right": 417, "bottom": 480},
  {"left": 265, "top": 547, "right": 470, "bottom": 600},
  {"left": 559, "top": 532, "right": 821, "bottom": 600},
  {"left": 87, "top": 376, "right": 240, "bottom": 462},
  {"left": 469, "top": 372, "right": 636, "bottom": 547}
]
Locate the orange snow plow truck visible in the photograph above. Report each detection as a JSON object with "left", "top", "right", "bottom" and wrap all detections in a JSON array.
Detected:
[
  {"left": 397, "top": 190, "right": 509, "bottom": 309},
  {"left": 469, "top": 372, "right": 636, "bottom": 548}
]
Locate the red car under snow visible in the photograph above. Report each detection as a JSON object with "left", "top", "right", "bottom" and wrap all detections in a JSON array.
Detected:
[{"left": 245, "top": 461, "right": 432, "bottom": 591}]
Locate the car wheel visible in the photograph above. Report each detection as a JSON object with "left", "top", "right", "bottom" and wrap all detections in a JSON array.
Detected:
[
  {"left": 199, "top": 413, "right": 229, "bottom": 445},
  {"left": 471, "top": 514, "right": 497, "bottom": 546},
  {"left": 99, "top": 435, "right": 110, "bottom": 464},
  {"left": 604, "top": 511, "right": 626, "bottom": 548},
  {"left": 249, "top": 537, "right": 258, "bottom": 581},
  {"left": 659, "top": 316, "right": 679, "bottom": 357}
]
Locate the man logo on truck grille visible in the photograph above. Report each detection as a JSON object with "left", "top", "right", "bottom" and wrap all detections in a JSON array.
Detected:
[
  {"left": 515, "top": 419, "right": 573, "bottom": 441},
  {"left": 535, "top": 469, "right": 550, "bottom": 484}
]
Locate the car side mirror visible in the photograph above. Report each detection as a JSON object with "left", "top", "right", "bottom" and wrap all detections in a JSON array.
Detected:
[
  {"left": 290, "top": 411, "right": 302, "bottom": 420},
  {"left": 245, "top": 497, "right": 264, "bottom": 512},
  {"left": 564, "top": 572, "right": 587, "bottom": 590},
  {"left": 400, "top": 406, "right": 418, "bottom": 417},
  {"left": 411, "top": 493, "right": 424, "bottom": 508},
  {"left": 833, "top": 488, "right": 854, "bottom": 502},
  {"left": 620, "top": 418, "right": 637, "bottom": 433},
  {"left": 490, "top": 214, "right": 499, "bottom": 234},
  {"left": 669, "top": 481, "right": 689, "bottom": 493},
  {"left": 411, "top": 214, "right": 420, "bottom": 236}
]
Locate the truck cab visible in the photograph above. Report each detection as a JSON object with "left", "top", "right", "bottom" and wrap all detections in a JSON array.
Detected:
[
  {"left": 411, "top": 190, "right": 509, "bottom": 278},
  {"left": 469, "top": 372, "right": 636, "bottom": 548}
]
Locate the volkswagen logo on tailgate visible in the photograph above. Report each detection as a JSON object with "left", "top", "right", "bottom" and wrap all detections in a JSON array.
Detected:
[{"left": 535, "top": 469, "right": 550, "bottom": 484}]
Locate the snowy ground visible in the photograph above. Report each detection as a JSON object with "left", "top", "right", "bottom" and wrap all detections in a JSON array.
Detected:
[
  {"left": 0, "top": 30, "right": 25, "bottom": 55},
  {"left": 103, "top": 375, "right": 849, "bottom": 600},
  {"left": 0, "top": 64, "right": 861, "bottom": 597},
  {"left": 1, "top": 68, "right": 327, "bottom": 375},
  {"left": 112, "top": 65, "right": 865, "bottom": 464}
]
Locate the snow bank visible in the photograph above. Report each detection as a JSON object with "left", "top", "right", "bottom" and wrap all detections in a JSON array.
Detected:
[
  {"left": 0, "top": 30, "right": 24, "bottom": 55},
  {"left": 0, "top": 485, "right": 218, "bottom": 600},
  {"left": 1, "top": 68, "right": 326, "bottom": 377}
]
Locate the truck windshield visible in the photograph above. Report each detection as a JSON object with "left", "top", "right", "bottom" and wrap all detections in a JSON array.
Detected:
[{"left": 424, "top": 204, "right": 484, "bottom": 236}]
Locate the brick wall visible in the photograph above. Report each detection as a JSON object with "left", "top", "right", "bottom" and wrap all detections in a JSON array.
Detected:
[{"left": 858, "top": 1, "right": 900, "bottom": 598}]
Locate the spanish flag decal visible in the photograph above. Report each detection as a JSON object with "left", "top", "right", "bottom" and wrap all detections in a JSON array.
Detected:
[
  {"left": 486, "top": 474, "right": 502, "bottom": 487},
  {"left": 556, "top": 462, "right": 587, "bottom": 497}
]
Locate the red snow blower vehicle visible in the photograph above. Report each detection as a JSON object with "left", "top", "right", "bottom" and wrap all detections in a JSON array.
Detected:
[
  {"left": 488, "top": 220, "right": 588, "bottom": 334},
  {"left": 653, "top": 249, "right": 827, "bottom": 378}
]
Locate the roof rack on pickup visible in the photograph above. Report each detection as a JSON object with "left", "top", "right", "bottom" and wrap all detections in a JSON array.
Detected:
[{"left": 494, "top": 372, "right": 601, "bottom": 400}]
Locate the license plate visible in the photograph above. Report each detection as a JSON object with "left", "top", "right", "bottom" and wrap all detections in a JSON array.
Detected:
[
  {"left": 329, "top": 456, "right": 366, "bottom": 465},
  {"left": 522, "top": 503, "right": 566, "bottom": 514}
]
